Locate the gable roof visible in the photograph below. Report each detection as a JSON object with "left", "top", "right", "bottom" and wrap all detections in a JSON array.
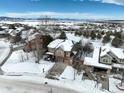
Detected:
[
  {"left": 28, "top": 32, "right": 40, "bottom": 41},
  {"left": 57, "top": 39, "right": 73, "bottom": 51},
  {"left": 48, "top": 39, "right": 74, "bottom": 52},
  {"left": 48, "top": 39, "right": 64, "bottom": 49},
  {"left": 101, "top": 46, "right": 124, "bottom": 59},
  {"left": 66, "top": 33, "right": 81, "bottom": 43},
  {"left": 84, "top": 47, "right": 112, "bottom": 69}
]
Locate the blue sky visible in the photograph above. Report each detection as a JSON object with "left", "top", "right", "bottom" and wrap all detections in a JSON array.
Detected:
[{"left": 0, "top": 0, "right": 124, "bottom": 19}]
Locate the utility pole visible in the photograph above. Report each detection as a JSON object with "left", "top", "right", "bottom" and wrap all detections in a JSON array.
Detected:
[{"left": 74, "top": 69, "right": 76, "bottom": 80}]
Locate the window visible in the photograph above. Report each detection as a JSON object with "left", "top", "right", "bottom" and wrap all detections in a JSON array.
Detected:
[
  {"left": 66, "top": 52, "right": 70, "bottom": 57},
  {"left": 103, "top": 59, "right": 108, "bottom": 63},
  {"left": 121, "top": 59, "right": 124, "bottom": 63}
]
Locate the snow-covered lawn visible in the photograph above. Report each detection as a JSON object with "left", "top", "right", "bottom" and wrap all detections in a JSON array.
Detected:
[
  {"left": 2, "top": 50, "right": 36, "bottom": 64},
  {"left": 1, "top": 50, "right": 54, "bottom": 76}
]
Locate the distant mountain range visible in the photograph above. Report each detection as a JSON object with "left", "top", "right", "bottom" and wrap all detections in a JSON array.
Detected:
[
  {"left": 0, "top": 16, "right": 124, "bottom": 23},
  {"left": 0, "top": 17, "right": 33, "bottom": 21}
]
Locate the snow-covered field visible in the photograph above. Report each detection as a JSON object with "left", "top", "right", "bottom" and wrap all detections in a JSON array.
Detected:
[
  {"left": 0, "top": 21, "right": 79, "bottom": 27},
  {"left": 0, "top": 21, "right": 40, "bottom": 26}
]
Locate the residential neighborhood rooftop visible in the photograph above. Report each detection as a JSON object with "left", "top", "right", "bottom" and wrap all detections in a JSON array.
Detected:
[
  {"left": 84, "top": 47, "right": 112, "bottom": 69},
  {"left": 101, "top": 46, "right": 124, "bottom": 59}
]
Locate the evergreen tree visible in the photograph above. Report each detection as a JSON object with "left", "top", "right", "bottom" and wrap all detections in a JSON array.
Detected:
[
  {"left": 101, "top": 31, "right": 105, "bottom": 35},
  {"left": 9, "top": 24, "right": 16, "bottom": 30},
  {"left": 106, "top": 31, "right": 112, "bottom": 36},
  {"left": 59, "top": 31, "right": 67, "bottom": 39},
  {"left": 83, "top": 32, "right": 90, "bottom": 38},
  {"left": 72, "top": 41, "right": 82, "bottom": 52},
  {"left": 102, "top": 34, "right": 111, "bottom": 44},
  {"left": 112, "top": 37, "right": 122, "bottom": 48},
  {"left": 114, "top": 31, "right": 121, "bottom": 39},
  {"left": 90, "top": 31, "right": 96, "bottom": 40},
  {"left": 75, "top": 31, "right": 82, "bottom": 36},
  {"left": 42, "top": 35, "right": 53, "bottom": 49},
  {"left": 83, "top": 42, "right": 94, "bottom": 54},
  {"left": 97, "top": 33, "right": 102, "bottom": 39}
]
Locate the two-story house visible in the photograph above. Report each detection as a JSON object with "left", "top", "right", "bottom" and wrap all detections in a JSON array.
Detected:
[
  {"left": 24, "top": 31, "right": 43, "bottom": 52},
  {"left": 100, "top": 46, "right": 124, "bottom": 65},
  {"left": 47, "top": 39, "right": 74, "bottom": 65}
]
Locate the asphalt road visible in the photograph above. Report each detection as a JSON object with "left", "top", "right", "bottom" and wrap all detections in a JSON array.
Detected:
[{"left": 0, "top": 78, "right": 80, "bottom": 93}]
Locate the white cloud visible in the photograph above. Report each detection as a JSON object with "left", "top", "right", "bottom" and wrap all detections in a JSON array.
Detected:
[
  {"left": 102, "top": 0, "right": 124, "bottom": 5},
  {"left": 0, "top": 11, "right": 123, "bottom": 19},
  {"left": 90, "top": 0, "right": 124, "bottom": 5},
  {"left": 73, "top": 0, "right": 84, "bottom": 2}
]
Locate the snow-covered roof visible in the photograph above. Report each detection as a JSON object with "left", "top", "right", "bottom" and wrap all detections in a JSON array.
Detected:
[
  {"left": 66, "top": 33, "right": 81, "bottom": 43},
  {"left": 8, "top": 29, "right": 18, "bottom": 37},
  {"left": 84, "top": 47, "right": 112, "bottom": 69},
  {"left": 0, "top": 30, "right": 6, "bottom": 34},
  {"left": 57, "top": 40, "right": 74, "bottom": 51},
  {"left": 112, "top": 63, "right": 124, "bottom": 69},
  {"left": 48, "top": 39, "right": 64, "bottom": 49},
  {"left": 1, "top": 26, "right": 8, "bottom": 29},
  {"left": 101, "top": 46, "right": 124, "bottom": 59},
  {"left": 8, "top": 29, "right": 14, "bottom": 34},
  {"left": 111, "top": 48, "right": 124, "bottom": 59},
  {"left": 46, "top": 52, "right": 54, "bottom": 55},
  {"left": 100, "top": 46, "right": 110, "bottom": 57},
  {"left": 8, "top": 28, "right": 22, "bottom": 36},
  {"left": 28, "top": 29, "right": 35, "bottom": 35},
  {"left": 48, "top": 39, "right": 74, "bottom": 51},
  {"left": 28, "top": 32, "right": 40, "bottom": 41},
  {"left": 21, "top": 30, "right": 28, "bottom": 39},
  {"left": 16, "top": 27, "right": 24, "bottom": 31}
]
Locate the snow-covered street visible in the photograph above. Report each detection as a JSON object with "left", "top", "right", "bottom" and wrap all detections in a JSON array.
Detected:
[{"left": 0, "top": 76, "right": 82, "bottom": 93}]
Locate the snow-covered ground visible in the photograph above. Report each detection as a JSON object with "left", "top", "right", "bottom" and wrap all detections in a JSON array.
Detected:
[
  {"left": 1, "top": 68, "right": 124, "bottom": 93},
  {"left": 0, "top": 34, "right": 123, "bottom": 93},
  {"left": 109, "top": 77, "right": 124, "bottom": 93},
  {"left": 59, "top": 66, "right": 75, "bottom": 80},
  {"left": 0, "top": 48, "right": 110, "bottom": 93},
  {"left": 0, "top": 40, "right": 10, "bottom": 65},
  {"left": 0, "top": 74, "right": 109, "bottom": 93},
  {"left": 1, "top": 50, "right": 54, "bottom": 76},
  {"left": 0, "top": 21, "right": 80, "bottom": 27},
  {"left": 0, "top": 21, "right": 40, "bottom": 26}
]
